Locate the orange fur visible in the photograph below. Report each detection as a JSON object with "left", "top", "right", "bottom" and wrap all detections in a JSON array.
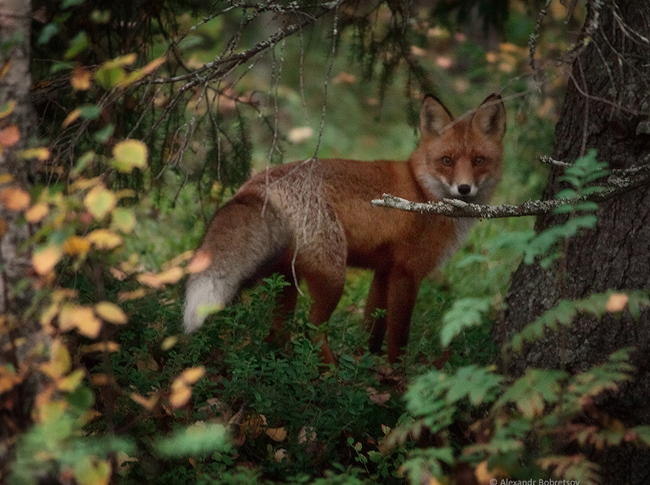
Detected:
[{"left": 184, "top": 94, "right": 506, "bottom": 364}]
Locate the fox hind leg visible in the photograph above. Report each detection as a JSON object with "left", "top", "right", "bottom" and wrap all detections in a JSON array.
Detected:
[
  {"left": 385, "top": 268, "right": 419, "bottom": 363},
  {"left": 365, "top": 270, "right": 389, "bottom": 354},
  {"left": 265, "top": 269, "right": 299, "bottom": 347}
]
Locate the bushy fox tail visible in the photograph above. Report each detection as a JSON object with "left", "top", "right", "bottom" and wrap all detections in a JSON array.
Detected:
[{"left": 183, "top": 193, "right": 293, "bottom": 333}]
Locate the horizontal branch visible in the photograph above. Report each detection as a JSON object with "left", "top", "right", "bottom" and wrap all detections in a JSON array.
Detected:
[{"left": 371, "top": 162, "right": 650, "bottom": 218}]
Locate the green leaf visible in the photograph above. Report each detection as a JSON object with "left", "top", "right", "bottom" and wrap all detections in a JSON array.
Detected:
[
  {"left": 64, "top": 31, "right": 89, "bottom": 59},
  {"left": 581, "top": 185, "right": 607, "bottom": 196},
  {"left": 156, "top": 423, "right": 229, "bottom": 457},
  {"left": 555, "top": 188, "right": 577, "bottom": 200},
  {"left": 78, "top": 104, "right": 101, "bottom": 120},
  {"left": 631, "top": 425, "right": 650, "bottom": 445},
  {"left": 72, "top": 151, "right": 95, "bottom": 176},
  {"left": 62, "top": 0, "right": 86, "bottom": 7},
  {"left": 553, "top": 203, "right": 576, "bottom": 214},
  {"left": 38, "top": 24, "right": 59, "bottom": 45},
  {"left": 95, "top": 65, "right": 126, "bottom": 89},
  {"left": 558, "top": 175, "right": 581, "bottom": 188},
  {"left": 446, "top": 365, "right": 502, "bottom": 406},
  {"left": 494, "top": 369, "right": 567, "bottom": 417},
  {"left": 93, "top": 124, "right": 114, "bottom": 143},
  {"left": 571, "top": 201, "right": 599, "bottom": 212},
  {"left": 440, "top": 297, "right": 491, "bottom": 348},
  {"left": 66, "top": 385, "right": 95, "bottom": 413},
  {"left": 111, "top": 207, "right": 136, "bottom": 233},
  {"left": 51, "top": 61, "right": 75, "bottom": 73},
  {"left": 91, "top": 10, "right": 112, "bottom": 24}
]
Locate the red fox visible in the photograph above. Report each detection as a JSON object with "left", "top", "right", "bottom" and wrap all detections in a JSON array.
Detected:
[{"left": 184, "top": 94, "right": 506, "bottom": 364}]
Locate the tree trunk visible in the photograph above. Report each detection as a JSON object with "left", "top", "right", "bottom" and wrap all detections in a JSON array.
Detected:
[
  {"left": 0, "top": 2, "right": 35, "bottom": 306},
  {"left": 0, "top": 0, "right": 38, "bottom": 450},
  {"left": 502, "top": 1, "right": 650, "bottom": 482}
]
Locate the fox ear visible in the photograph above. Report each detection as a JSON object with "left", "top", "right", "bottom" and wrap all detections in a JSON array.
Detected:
[
  {"left": 471, "top": 94, "right": 506, "bottom": 139},
  {"left": 420, "top": 95, "right": 453, "bottom": 137}
]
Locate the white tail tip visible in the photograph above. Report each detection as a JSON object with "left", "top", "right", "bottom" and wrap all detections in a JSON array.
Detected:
[{"left": 183, "top": 273, "right": 233, "bottom": 333}]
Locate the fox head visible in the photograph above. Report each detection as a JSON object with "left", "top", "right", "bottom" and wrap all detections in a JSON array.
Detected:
[{"left": 412, "top": 94, "right": 506, "bottom": 203}]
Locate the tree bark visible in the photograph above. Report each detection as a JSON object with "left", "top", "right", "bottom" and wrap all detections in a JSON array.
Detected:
[
  {"left": 0, "top": 1, "right": 35, "bottom": 308},
  {"left": 502, "top": 1, "right": 650, "bottom": 483},
  {"left": 0, "top": 0, "right": 38, "bottom": 451}
]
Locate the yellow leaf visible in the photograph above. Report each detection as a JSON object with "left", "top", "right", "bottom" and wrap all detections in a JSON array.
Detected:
[
  {"left": 0, "top": 186, "right": 30, "bottom": 211},
  {"left": 106, "top": 53, "right": 137, "bottom": 67},
  {"left": 63, "top": 235, "right": 91, "bottom": 256},
  {"left": 0, "top": 100, "right": 16, "bottom": 119},
  {"left": 607, "top": 293, "right": 629, "bottom": 313},
  {"left": 40, "top": 339, "right": 71, "bottom": 379},
  {"left": 137, "top": 268, "right": 183, "bottom": 288},
  {"left": 140, "top": 57, "right": 166, "bottom": 75},
  {"left": 179, "top": 366, "right": 205, "bottom": 384},
  {"left": 112, "top": 139, "right": 148, "bottom": 173},
  {"left": 91, "top": 374, "right": 110, "bottom": 386},
  {"left": 0, "top": 173, "right": 14, "bottom": 184},
  {"left": 115, "top": 189, "right": 137, "bottom": 200},
  {"left": 137, "top": 272, "right": 163, "bottom": 289},
  {"left": 40, "top": 302, "right": 60, "bottom": 328},
  {"left": 0, "top": 366, "right": 22, "bottom": 393},
  {"left": 273, "top": 449, "right": 288, "bottom": 463},
  {"left": 75, "top": 455, "right": 111, "bottom": 485},
  {"left": 19, "top": 147, "right": 50, "bottom": 161},
  {"left": 131, "top": 392, "right": 158, "bottom": 410},
  {"left": 58, "top": 369, "right": 84, "bottom": 392},
  {"left": 0, "top": 61, "right": 11, "bottom": 81},
  {"left": 161, "top": 336, "right": 178, "bottom": 350},
  {"left": 84, "top": 184, "right": 116, "bottom": 221},
  {"left": 71, "top": 66, "right": 92, "bottom": 91},
  {"left": 71, "top": 176, "right": 102, "bottom": 191},
  {"left": 80, "top": 341, "right": 120, "bottom": 353},
  {"left": 87, "top": 229, "right": 123, "bottom": 250},
  {"left": 0, "top": 124, "right": 20, "bottom": 147},
  {"left": 157, "top": 266, "right": 183, "bottom": 284},
  {"left": 118, "top": 288, "right": 146, "bottom": 301},
  {"left": 167, "top": 250, "right": 194, "bottom": 267},
  {"left": 59, "top": 305, "right": 102, "bottom": 338},
  {"left": 109, "top": 267, "right": 127, "bottom": 281},
  {"left": 169, "top": 384, "right": 192, "bottom": 408},
  {"left": 266, "top": 427, "right": 288, "bottom": 442},
  {"left": 475, "top": 460, "right": 508, "bottom": 483},
  {"left": 62, "top": 108, "right": 81, "bottom": 128},
  {"left": 32, "top": 245, "right": 62, "bottom": 275},
  {"left": 25, "top": 202, "right": 49, "bottom": 223},
  {"left": 120, "top": 253, "right": 140, "bottom": 273},
  {"left": 485, "top": 51, "right": 498, "bottom": 63},
  {"left": 95, "top": 301, "right": 128, "bottom": 324},
  {"left": 119, "top": 57, "right": 166, "bottom": 87}
]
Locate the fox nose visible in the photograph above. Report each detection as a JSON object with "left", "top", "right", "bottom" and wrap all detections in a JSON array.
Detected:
[{"left": 457, "top": 184, "right": 472, "bottom": 196}]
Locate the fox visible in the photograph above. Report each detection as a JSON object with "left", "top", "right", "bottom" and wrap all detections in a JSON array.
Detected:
[{"left": 183, "top": 94, "right": 506, "bottom": 364}]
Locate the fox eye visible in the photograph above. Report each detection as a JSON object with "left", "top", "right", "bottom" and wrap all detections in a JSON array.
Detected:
[
  {"left": 474, "top": 156, "right": 485, "bottom": 166},
  {"left": 441, "top": 156, "right": 453, "bottom": 166}
]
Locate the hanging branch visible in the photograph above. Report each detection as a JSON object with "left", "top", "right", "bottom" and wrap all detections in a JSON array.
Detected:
[
  {"left": 140, "top": 0, "right": 346, "bottom": 142},
  {"left": 371, "top": 160, "right": 650, "bottom": 219}
]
